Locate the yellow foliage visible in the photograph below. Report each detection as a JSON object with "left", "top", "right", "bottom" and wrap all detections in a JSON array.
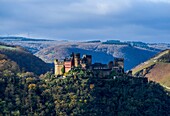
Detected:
[
  {"left": 79, "top": 99, "right": 82, "bottom": 102},
  {"left": 63, "top": 72, "right": 69, "bottom": 76},
  {"left": 84, "top": 99, "right": 87, "bottom": 103},
  {"left": 28, "top": 84, "right": 36, "bottom": 90},
  {"left": 74, "top": 75, "right": 77, "bottom": 79},
  {"left": 90, "top": 84, "right": 94, "bottom": 89},
  {"left": 41, "top": 84, "right": 47, "bottom": 88},
  {"left": 26, "top": 78, "right": 35, "bottom": 83}
]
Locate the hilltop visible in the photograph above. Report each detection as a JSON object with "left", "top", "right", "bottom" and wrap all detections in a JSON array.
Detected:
[
  {"left": 0, "top": 43, "right": 51, "bottom": 75},
  {"left": 0, "top": 37, "right": 53, "bottom": 42},
  {"left": 132, "top": 49, "right": 170, "bottom": 88},
  {"left": 0, "top": 37, "right": 54, "bottom": 53}
]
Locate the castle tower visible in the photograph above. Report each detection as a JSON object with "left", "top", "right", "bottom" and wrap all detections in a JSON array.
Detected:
[
  {"left": 74, "top": 53, "right": 80, "bottom": 67},
  {"left": 108, "top": 61, "right": 113, "bottom": 69},
  {"left": 113, "top": 58, "right": 124, "bottom": 73},
  {"left": 54, "top": 59, "right": 64, "bottom": 76},
  {"left": 83, "top": 55, "right": 92, "bottom": 65},
  {"left": 114, "top": 58, "right": 124, "bottom": 69}
]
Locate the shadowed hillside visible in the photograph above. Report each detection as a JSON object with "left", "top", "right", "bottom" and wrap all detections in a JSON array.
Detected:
[
  {"left": 0, "top": 43, "right": 51, "bottom": 75},
  {"left": 35, "top": 42, "right": 157, "bottom": 71},
  {"left": 0, "top": 54, "right": 20, "bottom": 75}
]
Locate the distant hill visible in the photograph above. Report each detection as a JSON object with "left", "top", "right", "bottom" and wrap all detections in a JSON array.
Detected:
[
  {"left": 2, "top": 37, "right": 170, "bottom": 71},
  {"left": 132, "top": 49, "right": 170, "bottom": 88},
  {"left": 35, "top": 42, "right": 157, "bottom": 71},
  {"left": 0, "top": 37, "right": 53, "bottom": 41},
  {"left": 0, "top": 43, "right": 51, "bottom": 75}
]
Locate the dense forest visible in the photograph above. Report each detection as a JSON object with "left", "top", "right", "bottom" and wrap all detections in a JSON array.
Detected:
[
  {"left": 0, "top": 43, "right": 170, "bottom": 115},
  {"left": 0, "top": 43, "right": 51, "bottom": 75},
  {"left": 0, "top": 68, "right": 170, "bottom": 115}
]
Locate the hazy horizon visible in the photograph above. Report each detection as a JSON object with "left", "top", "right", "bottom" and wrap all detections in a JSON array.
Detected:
[
  {"left": 0, "top": 0, "right": 170, "bottom": 43},
  {"left": 1, "top": 36, "right": 170, "bottom": 44}
]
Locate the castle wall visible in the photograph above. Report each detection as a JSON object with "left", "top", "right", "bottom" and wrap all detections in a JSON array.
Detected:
[
  {"left": 114, "top": 58, "right": 124, "bottom": 70},
  {"left": 64, "top": 61, "right": 73, "bottom": 72},
  {"left": 93, "top": 69, "right": 111, "bottom": 78},
  {"left": 54, "top": 53, "right": 125, "bottom": 77}
]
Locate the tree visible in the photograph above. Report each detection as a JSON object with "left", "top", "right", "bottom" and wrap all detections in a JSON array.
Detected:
[{"left": 61, "top": 67, "right": 65, "bottom": 74}]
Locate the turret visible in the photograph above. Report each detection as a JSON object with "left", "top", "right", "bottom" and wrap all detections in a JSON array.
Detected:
[{"left": 83, "top": 55, "right": 92, "bottom": 65}]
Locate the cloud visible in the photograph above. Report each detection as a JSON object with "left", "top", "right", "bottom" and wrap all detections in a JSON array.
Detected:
[
  {"left": 0, "top": 0, "right": 170, "bottom": 43},
  {"left": 66, "top": 0, "right": 132, "bottom": 15},
  {"left": 145, "top": 0, "right": 170, "bottom": 3}
]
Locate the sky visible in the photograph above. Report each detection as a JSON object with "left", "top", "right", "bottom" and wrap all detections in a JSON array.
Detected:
[{"left": 0, "top": 0, "right": 170, "bottom": 43}]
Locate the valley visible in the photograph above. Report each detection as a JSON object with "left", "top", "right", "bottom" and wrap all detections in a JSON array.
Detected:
[
  {"left": 1, "top": 37, "right": 168, "bottom": 71},
  {"left": 0, "top": 37, "right": 170, "bottom": 115}
]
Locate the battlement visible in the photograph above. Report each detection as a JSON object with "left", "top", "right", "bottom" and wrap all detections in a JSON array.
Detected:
[{"left": 54, "top": 59, "right": 64, "bottom": 65}]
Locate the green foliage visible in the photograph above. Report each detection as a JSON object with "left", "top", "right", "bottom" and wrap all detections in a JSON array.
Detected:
[
  {"left": 46, "top": 71, "right": 170, "bottom": 115},
  {"left": 0, "top": 72, "right": 56, "bottom": 115},
  {"left": 0, "top": 69, "right": 170, "bottom": 115},
  {"left": 61, "top": 67, "right": 65, "bottom": 74},
  {"left": 0, "top": 47, "right": 51, "bottom": 75},
  {"left": 85, "top": 77, "right": 170, "bottom": 115}
]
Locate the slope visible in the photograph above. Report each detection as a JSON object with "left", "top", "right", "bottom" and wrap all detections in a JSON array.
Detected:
[
  {"left": 132, "top": 49, "right": 170, "bottom": 88},
  {"left": 35, "top": 42, "right": 157, "bottom": 71},
  {"left": 0, "top": 43, "right": 51, "bottom": 75}
]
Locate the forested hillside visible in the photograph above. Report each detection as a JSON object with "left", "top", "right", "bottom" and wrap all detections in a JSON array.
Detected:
[
  {"left": 0, "top": 69, "right": 170, "bottom": 115},
  {"left": 0, "top": 42, "right": 170, "bottom": 115},
  {"left": 0, "top": 43, "right": 51, "bottom": 75}
]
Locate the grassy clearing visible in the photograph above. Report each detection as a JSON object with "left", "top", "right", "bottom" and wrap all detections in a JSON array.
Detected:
[
  {"left": 160, "top": 74, "right": 170, "bottom": 88},
  {"left": 132, "top": 50, "right": 170, "bottom": 75},
  {"left": 0, "top": 45, "right": 17, "bottom": 50},
  {"left": 153, "top": 50, "right": 170, "bottom": 60}
]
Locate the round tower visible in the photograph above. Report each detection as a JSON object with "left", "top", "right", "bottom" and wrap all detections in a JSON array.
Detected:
[{"left": 54, "top": 59, "right": 64, "bottom": 76}]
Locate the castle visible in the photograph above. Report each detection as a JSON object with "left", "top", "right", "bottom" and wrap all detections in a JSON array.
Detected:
[{"left": 54, "top": 53, "right": 124, "bottom": 77}]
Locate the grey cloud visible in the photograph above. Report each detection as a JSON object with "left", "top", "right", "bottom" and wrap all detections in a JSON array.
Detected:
[{"left": 0, "top": 0, "right": 170, "bottom": 43}]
